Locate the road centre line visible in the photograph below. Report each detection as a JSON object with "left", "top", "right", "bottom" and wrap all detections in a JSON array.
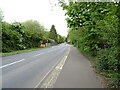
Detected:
[
  {"left": 34, "top": 53, "right": 44, "bottom": 57},
  {"left": 1, "top": 52, "right": 45, "bottom": 69},
  {"left": 0, "top": 59, "right": 25, "bottom": 69},
  {"left": 1, "top": 47, "right": 66, "bottom": 69},
  {"left": 34, "top": 49, "right": 58, "bottom": 57}
]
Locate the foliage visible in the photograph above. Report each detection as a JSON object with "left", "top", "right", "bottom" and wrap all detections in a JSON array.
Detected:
[
  {"left": 22, "top": 20, "right": 44, "bottom": 48},
  {"left": 60, "top": 1, "right": 119, "bottom": 88},
  {"left": 57, "top": 34, "right": 65, "bottom": 43},
  {"left": 0, "top": 9, "right": 3, "bottom": 52},
  {"left": 2, "top": 22, "right": 25, "bottom": 52},
  {"left": 2, "top": 20, "right": 45, "bottom": 52},
  {"left": 2, "top": 19, "right": 65, "bottom": 53},
  {"left": 49, "top": 25, "right": 58, "bottom": 42}
]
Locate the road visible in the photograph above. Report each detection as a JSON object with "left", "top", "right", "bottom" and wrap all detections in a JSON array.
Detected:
[{"left": 1, "top": 43, "right": 69, "bottom": 88}]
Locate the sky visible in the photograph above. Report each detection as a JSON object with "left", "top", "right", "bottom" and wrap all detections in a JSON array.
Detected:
[{"left": 0, "top": 0, "right": 68, "bottom": 36}]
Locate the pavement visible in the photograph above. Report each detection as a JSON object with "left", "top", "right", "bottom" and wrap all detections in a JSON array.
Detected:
[{"left": 54, "top": 46, "right": 103, "bottom": 88}]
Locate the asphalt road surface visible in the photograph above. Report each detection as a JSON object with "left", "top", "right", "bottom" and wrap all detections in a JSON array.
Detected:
[
  {"left": 1, "top": 43, "right": 69, "bottom": 88},
  {"left": 1, "top": 43, "right": 102, "bottom": 88}
]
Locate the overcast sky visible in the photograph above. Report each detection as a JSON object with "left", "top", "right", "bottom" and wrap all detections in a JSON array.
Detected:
[{"left": 0, "top": 0, "right": 68, "bottom": 36}]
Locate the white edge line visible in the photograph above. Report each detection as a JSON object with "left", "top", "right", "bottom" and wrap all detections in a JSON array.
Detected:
[
  {"left": 34, "top": 47, "right": 70, "bottom": 88},
  {"left": 34, "top": 56, "right": 62, "bottom": 88},
  {"left": 1, "top": 52, "right": 45, "bottom": 69},
  {"left": 0, "top": 59, "right": 25, "bottom": 69},
  {"left": 34, "top": 62, "right": 57, "bottom": 88},
  {"left": 1, "top": 47, "right": 69, "bottom": 69},
  {"left": 1, "top": 48, "right": 61, "bottom": 69}
]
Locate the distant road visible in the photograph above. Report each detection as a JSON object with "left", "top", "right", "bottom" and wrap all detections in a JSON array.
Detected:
[{"left": 1, "top": 43, "right": 69, "bottom": 88}]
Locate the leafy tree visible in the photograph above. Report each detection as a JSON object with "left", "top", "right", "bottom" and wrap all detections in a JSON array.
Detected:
[
  {"left": 2, "top": 22, "right": 25, "bottom": 52},
  {"left": 57, "top": 34, "right": 65, "bottom": 43},
  {"left": 22, "top": 20, "right": 45, "bottom": 48},
  {"left": 2, "top": 20, "right": 47, "bottom": 52},
  {"left": 49, "top": 25, "right": 58, "bottom": 42},
  {"left": 0, "top": 9, "right": 3, "bottom": 52}
]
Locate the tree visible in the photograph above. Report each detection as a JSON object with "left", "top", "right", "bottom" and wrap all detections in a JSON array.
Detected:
[
  {"left": 49, "top": 25, "right": 58, "bottom": 42},
  {"left": 59, "top": 1, "right": 119, "bottom": 87},
  {"left": 2, "top": 22, "right": 25, "bottom": 52},
  {"left": 2, "top": 20, "right": 47, "bottom": 52},
  {"left": 0, "top": 9, "right": 3, "bottom": 52},
  {"left": 22, "top": 20, "right": 45, "bottom": 34},
  {"left": 0, "top": 9, "right": 3, "bottom": 23},
  {"left": 57, "top": 34, "right": 65, "bottom": 43},
  {"left": 22, "top": 20, "right": 45, "bottom": 48}
]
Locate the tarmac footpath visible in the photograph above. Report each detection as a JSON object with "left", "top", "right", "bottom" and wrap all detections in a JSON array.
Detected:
[{"left": 54, "top": 46, "right": 103, "bottom": 88}]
